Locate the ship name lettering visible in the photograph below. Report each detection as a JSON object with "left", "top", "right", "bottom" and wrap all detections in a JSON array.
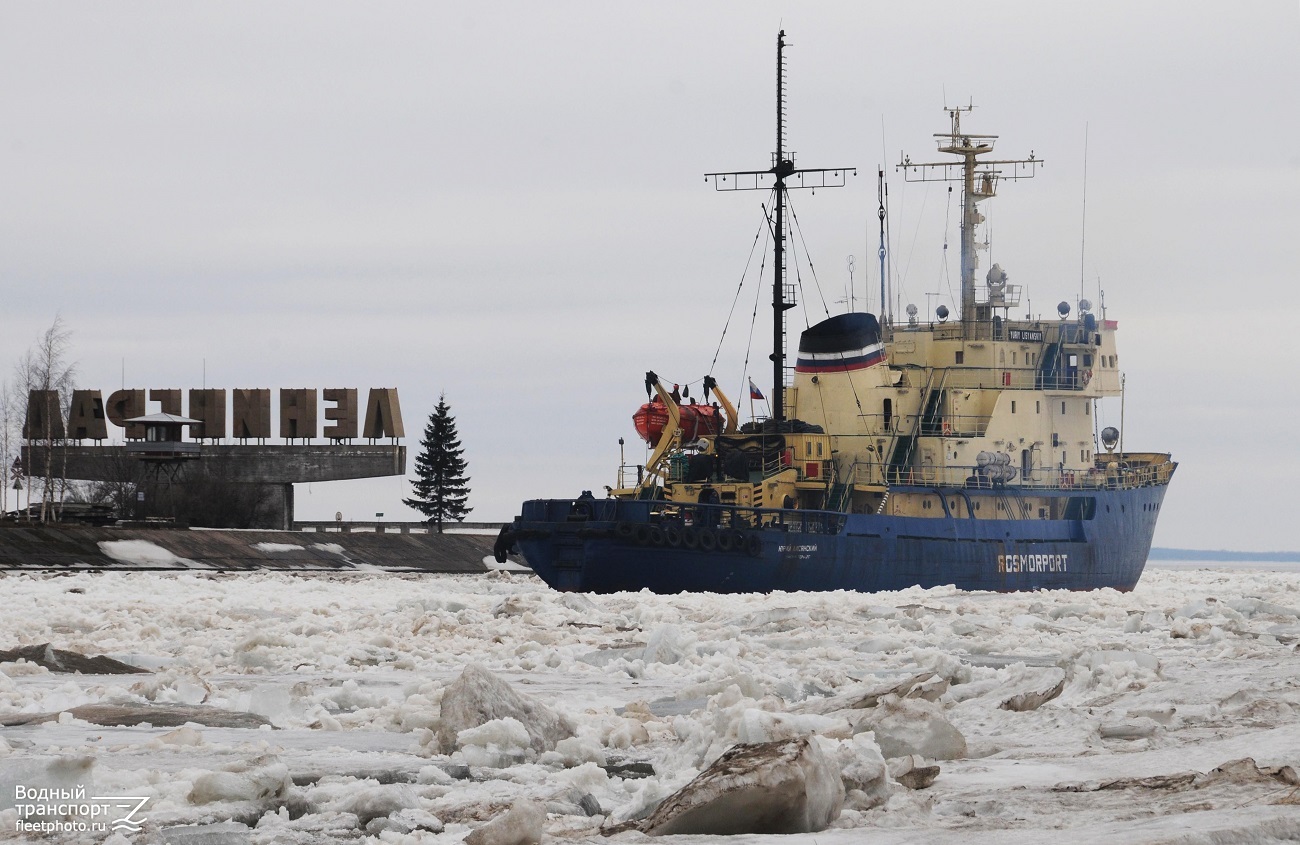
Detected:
[
  {"left": 778, "top": 544, "right": 818, "bottom": 554},
  {"left": 997, "top": 553, "right": 1069, "bottom": 574},
  {"left": 1008, "top": 329, "right": 1044, "bottom": 342}
]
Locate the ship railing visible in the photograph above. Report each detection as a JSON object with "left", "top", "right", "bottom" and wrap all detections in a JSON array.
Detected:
[
  {"left": 977, "top": 283, "right": 1023, "bottom": 308},
  {"left": 929, "top": 367, "right": 1094, "bottom": 392},
  {"left": 890, "top": 459, "right": 1176, "bottom": 491},
  {"left": 655, "top": 501, "right": 846, "bottom": 535},
  {"left": 617, "top": 463, "right": 646, "bottom": 489},
  {"left": 893, "top": 318, "right": 1092, "bottom": 344},
  {"left": 855, "top": 413, "right": 904, "bottom": 433},
  {"left": 917, "top": 412, "right": 994, "bottom": 438}
]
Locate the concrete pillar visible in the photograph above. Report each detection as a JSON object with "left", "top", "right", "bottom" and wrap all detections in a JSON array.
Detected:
[{"left": 282, "top": 483, "right": 294, "bottom": 531}]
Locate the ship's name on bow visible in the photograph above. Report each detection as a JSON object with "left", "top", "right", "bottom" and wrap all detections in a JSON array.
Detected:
[{"left": 998, "top": 553, "right": 1068, "bottom": 573}]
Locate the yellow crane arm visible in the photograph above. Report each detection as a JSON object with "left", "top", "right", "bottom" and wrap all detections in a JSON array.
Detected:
[
  {"left": 640, "top": 375, "right": 681, "bottom": 488},
  {"left": 703, "top": 375, "right": 739, "bottom": 434}
]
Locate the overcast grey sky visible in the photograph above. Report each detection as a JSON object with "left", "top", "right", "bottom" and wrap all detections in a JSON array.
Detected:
[{"left": 2, "top": 2, "right": 1297, "bottom": 551}]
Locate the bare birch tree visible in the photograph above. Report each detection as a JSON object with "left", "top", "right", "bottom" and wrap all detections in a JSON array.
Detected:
[
  {"left": 0, "top": 381, "right": 14, "bottom": 516},
  {"left": 14, "top": 317, "right": 77, "bottom": 523}
]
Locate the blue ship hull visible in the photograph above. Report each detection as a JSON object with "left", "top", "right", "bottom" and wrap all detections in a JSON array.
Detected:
[{"left": 503, "top": 483, "right": 1169, "bottom": 594}]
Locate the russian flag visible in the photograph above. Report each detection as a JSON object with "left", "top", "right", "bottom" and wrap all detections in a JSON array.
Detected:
[{"left": 749, "top": 379, "right": 765, "bottom": 401}]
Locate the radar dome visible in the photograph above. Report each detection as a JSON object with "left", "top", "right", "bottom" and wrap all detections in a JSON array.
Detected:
[
  {"left": 1079, "top": 298, "right": 1093, "bottom": 313},
  {"left": 1101, "top": 426, "right": 1120, "bottom": 452},
  {"left": 1057, "top": 301, "right": 1071, "bottom": 319},
  {"left": 936, "top": 305, "right": 949, "bottom": 322}
]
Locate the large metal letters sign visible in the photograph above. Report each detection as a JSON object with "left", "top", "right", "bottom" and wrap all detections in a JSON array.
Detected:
[{"left": 22, "top": 387, "right": 404, "bottom": 442}]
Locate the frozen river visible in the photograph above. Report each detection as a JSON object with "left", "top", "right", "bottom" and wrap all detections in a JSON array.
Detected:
[{"left": 3, "top": 561, "right": 1300, "bottom": 843}]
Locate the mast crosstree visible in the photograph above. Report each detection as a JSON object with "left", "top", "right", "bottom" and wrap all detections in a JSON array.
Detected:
[
  {"left": 898, "top": 105, "right": 1042, "bottom": 336},
  {"left": 706, "top": 30, "right": 855, "bottom": 422}
]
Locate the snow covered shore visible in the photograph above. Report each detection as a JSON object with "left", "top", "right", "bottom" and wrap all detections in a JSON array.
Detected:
[{"left": 2, "top": 567, "right": 1300, "bottom": 843}]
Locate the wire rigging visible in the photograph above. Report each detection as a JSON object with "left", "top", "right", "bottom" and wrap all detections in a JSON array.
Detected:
[
  {"left": 739, "top": 202, "right": 774, "bottom": 403},
  {"left": 786, "top": 195, "right": 832, "bottom": 322},
  {"left": 710, "top": 211, "right": 772, "bottom": 375},
  {"left": 895, "top": 181, "right": 932, "bottom": 312},
  {"left": 785, "top": 219, "right": 812, "bottom": 331}
]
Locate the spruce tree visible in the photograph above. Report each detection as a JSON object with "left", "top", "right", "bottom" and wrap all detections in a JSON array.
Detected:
[{"left": 404, "top": 394, "right": 471, "bottom": 532}]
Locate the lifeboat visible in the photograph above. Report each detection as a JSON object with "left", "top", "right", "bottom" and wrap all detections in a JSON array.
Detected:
[{"left": 633, "top": 398, "right": 722, "bottom": 444}]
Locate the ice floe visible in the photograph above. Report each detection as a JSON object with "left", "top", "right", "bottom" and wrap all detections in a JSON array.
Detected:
[{"left": 0, "top": 566, "right": 1298, "bottom": 843}]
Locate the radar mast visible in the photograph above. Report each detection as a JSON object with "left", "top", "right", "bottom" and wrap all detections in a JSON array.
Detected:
[
  {"left": 706, "top": 30, "right": 855, "bottom": 421},
  {"left": 898, "top": 105, "right": 1042, "bottom": 335}
]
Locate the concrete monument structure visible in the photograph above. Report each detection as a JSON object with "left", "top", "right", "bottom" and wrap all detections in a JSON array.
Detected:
[{"left": 20, "top": 386, "right": 407, "bottom": 529}]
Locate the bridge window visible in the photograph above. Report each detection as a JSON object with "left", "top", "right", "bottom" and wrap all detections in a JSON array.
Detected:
[{"left": 883, "top": 398, "right": 893, "bottom": 431}]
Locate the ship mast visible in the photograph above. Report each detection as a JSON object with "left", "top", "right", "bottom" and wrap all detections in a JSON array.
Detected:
[
  {"left": 706, "top": 30, "right": 855, "bottom": 421},
  {"left": 898, "top": 105, "right": 1041, "bottom": 335}
]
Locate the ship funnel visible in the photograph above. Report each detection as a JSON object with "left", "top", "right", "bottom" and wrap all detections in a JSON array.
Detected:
[{"left": 795, "top": 313, "right": 885, "bottom": 375}]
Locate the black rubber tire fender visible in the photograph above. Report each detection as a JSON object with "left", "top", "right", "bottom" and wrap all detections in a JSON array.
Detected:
[
  {"left": 715, "top": 530, "right": 735, "bottom": 553},
  {"left": 492, "top": 528, "right": 516, "bottom": 563},
  {"left": 698, "top": 530, "right": 718, "bottom": 552},
  {"left": 663, "top": 525, "right": 683, "bottom": 548},
  {"left": 745, "top": 533, "right": 763, "bottom": 556},
  {"left": 648, "top": 526, "right": 666, "bottom": 546},
  {"left": 681, "top": 527, "right": 700, "bottom": 550}
]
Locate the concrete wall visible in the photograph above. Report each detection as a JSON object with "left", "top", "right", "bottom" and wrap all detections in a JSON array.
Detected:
[
  {"left": 20, "top": 444, "right": 406, "bottom": 530},
  {"left": 0, "top": 524, "right": 512, "bottom": 573},
  {"left": 23, "top": 444, "right": 406, "bottom": 484}
]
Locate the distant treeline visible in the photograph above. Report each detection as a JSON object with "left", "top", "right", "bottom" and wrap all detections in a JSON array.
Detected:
[{"left": 1149, "top": 548, "right": 1300, "bottom": 562}]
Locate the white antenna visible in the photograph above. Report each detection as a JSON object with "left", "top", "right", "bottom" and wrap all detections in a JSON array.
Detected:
[{"left": 1080, "top": 122, "right": 1089, "bottom": 303}]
